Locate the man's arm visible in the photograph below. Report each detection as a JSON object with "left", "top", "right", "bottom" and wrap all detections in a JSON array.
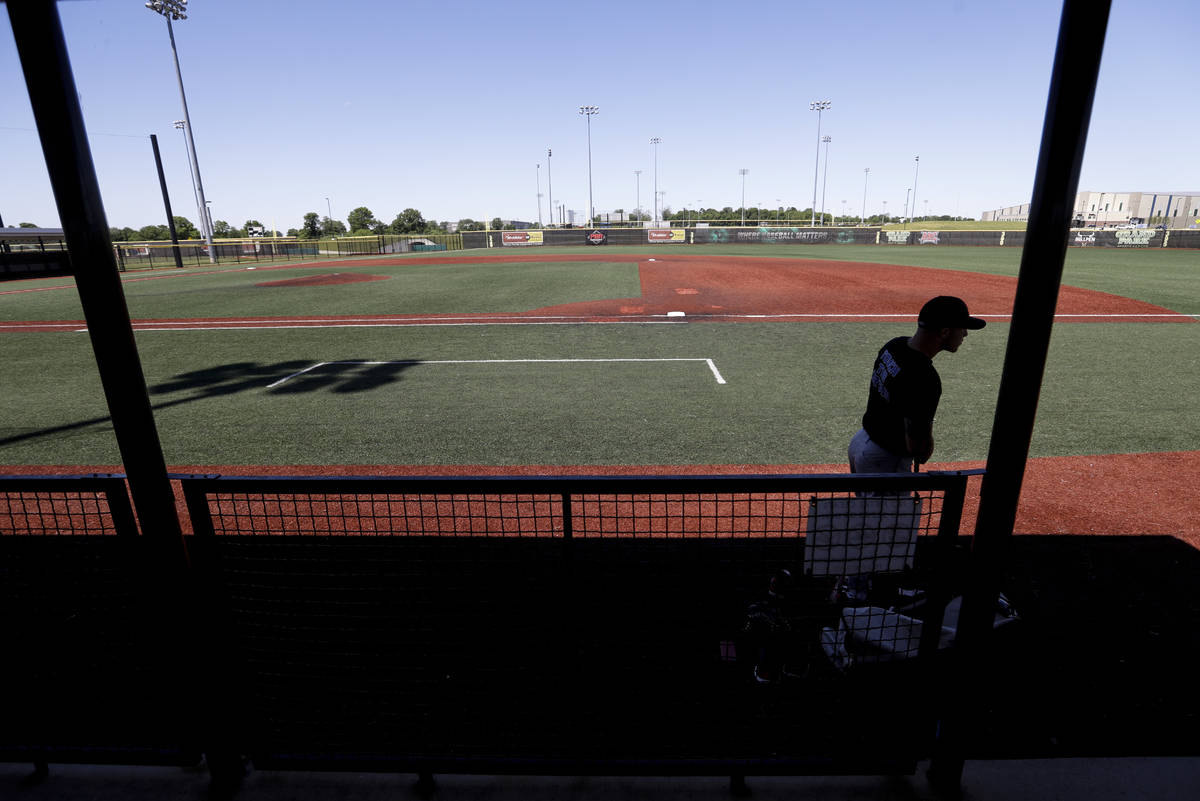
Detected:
[{"left": 904, "top": 417, "right": 934, "bottom": 465}]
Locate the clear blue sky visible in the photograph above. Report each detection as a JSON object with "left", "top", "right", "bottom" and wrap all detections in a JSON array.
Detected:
[{"left": 2, "top": 0, "right": 1196, "bottom": 231}]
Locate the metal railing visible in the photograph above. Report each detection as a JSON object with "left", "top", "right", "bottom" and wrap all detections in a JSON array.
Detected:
[{"left": 2, "top": 470, "right": 979, "bottom": 779}]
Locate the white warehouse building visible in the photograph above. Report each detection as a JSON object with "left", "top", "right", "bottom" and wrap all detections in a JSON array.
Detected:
[{"left": 982, "top": 191, "right": 1200, "bottom": 228}]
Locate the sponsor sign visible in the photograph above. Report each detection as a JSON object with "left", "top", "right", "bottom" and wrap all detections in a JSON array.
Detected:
[
  {"left": 1073, "top": 232, "right": 1097, "bottom": 246},
  {"left": 919, "top": 231, "right": 940, "bottom": 244},
  {"left": 648, "top": 228, "right": 685, "bottom": 243},
  {"left": 735, "top": 228, "right": 829, "bottom": 243},
  {"left": 586, "top": 230, "right": 607, "bottom": 245},
  {"left": 1115, "top": 229, "right": 1154, "bottom": 247},
  {"left": 501, "top": 230, "right": 544, "bottom": 246},
  {"left": 885, "top": 231, "right": 910, "bottom": 244},
  {"left": 835, "top": 231, "right": 856, "bottom": 244}
]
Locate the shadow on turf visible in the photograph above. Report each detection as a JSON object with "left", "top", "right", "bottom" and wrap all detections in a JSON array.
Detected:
[
  {"left": 151, "top": 359, "right": 419, "bottom": 396},
  {"left": 0, "top": 360, "right": 417, "bottom": 448}
]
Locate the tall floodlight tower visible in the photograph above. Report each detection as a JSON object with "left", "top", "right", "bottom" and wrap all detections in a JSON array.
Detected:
[
  {"left": 650, "top": 137, "right": 662, "bottom": 223},
  {"left": 546, "top": 148, "right": 553, "bottom": 228},
  {"left": 579, "top": 106, "right": 598, "bottom": 226},
  {"left": 911, "top": 156, "right": 920, "bottom": 226},
  {"left": 536, "top": 163, "right": 543, "bottom": 227},
  {"left": 146, "top": 0, "right": 214, "bottom": 262},
  {"left": 739, "top": 168, "right": 749, "bottom": 226},
  {"left": 862, "top": 167, "right": 870, "bottom": 224},
  {"left": 634, "top": 170, "right": 642, "bottom": 223},
  {"left": 809, "top": 100, "right": 831, "bottom": 226},
  {"left": 172, "top": 120, "right": 198, "bottom": 220},
  {"left": 820, "top": 135, "right": 831, "bottom": 225}
]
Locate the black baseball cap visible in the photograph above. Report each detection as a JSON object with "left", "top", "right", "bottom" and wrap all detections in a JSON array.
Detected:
[{"left": 918, "top": 296, "right": 987, "bottom": 330}]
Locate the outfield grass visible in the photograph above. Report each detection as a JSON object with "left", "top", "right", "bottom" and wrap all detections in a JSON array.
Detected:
[{"left": 2, "top": 245, "right": 1196, "bottom": 467}]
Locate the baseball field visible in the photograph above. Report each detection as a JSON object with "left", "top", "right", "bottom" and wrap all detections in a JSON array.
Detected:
[{"left": 2, "top": 242, "right": 1197, "bottom": 543}]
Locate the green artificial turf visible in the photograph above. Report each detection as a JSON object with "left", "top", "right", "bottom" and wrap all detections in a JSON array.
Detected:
[{"left": 3, "top": 318, "right": 1198, "bottom": 466}]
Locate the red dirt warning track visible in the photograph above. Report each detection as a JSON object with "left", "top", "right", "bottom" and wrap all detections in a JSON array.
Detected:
[{"left": 4, "top": 453, "right": 1198, "bottom": 548}]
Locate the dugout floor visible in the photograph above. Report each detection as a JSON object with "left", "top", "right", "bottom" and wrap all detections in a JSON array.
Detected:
[{"left": 3, "top": 757, "right": 1199, "bottom": 801}]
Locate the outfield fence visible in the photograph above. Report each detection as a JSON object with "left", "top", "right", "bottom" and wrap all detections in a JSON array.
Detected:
[
  {"left": 461, "top": 225, "right": 1200, "bottom": 250},
  {"left": 109, "top": 233, "right": 464, "bottom": 271},
  {"left": 2, "top": 470, "right": 990, "bottom": 782}
]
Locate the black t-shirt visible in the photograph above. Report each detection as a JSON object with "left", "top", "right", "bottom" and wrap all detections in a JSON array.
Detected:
[{"left": 861, "top": 336, "right": 941, "bottom": 457}]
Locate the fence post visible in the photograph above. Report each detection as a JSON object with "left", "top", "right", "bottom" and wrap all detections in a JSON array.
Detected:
[
  {"left": 929, "top": 0, "right": 1112, "bottom": 793},
  {"left": 7, "top": 1, "right": 187, "bottom": 566}
]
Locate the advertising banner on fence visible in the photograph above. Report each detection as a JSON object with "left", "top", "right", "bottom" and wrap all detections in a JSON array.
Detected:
[
  {"left": 884, "top": 231, "right": 911, "bottom": 245},
  {"left": 648, "top": 228, "right": 686, "bottom": 243},
  {"left": 735, "top": 228, "right": 831, "bottom": 243},
  {"left": 919, "top": 231, "right": 940, "bottom": 244},
  {"left": 502, "top": 231, "right": 544, "bottom": 247},
  {"left": 1115, "top": 229, "right": 1155, "bottom": 248},
  {"left": 585, "top": 230, "right": 607, "bottom": 245}
]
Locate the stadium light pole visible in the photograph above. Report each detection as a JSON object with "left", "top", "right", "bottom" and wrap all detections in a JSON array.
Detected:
[
  {"left": 325, "top": 196, "right": 332, "bottom": 228},
  {"left": 634, "top": 169, "right": 641, "bottom": 223},
  {"left": 904, "top": 187, "right": 912, "bottom": 225},
  {"left": 650, "top": 137, "right": 661, "bottom": 224},
  {"left": 911, "top": 155, "right": 920, "bottom": 227},
  {"left": 842, "top": 199, "right": 847, "bottom": 225},
  {"left": 146, "top": 0, "right": 214, "bottom": 262},
  {"left": 739, "top": 168, "right": 749, "bottom": 226},
  {"left": 536, "top": 163, "right": 543, "bottom": 227},
  {"left": 809, "top": 99, "right": 831, "bottom": 226},
  {"left": 861, "top": 168, "right": 870, "bottom": 225},
  {"left": 820, "top": 135, "right": 831, "bottom": 226},
  {"left": 172, "top": 119, "right": 198, "bottom": 230},
  {"left": 546, "top": 148, "right": 554, "bottom": 228},
  {"left": 579, "top": 106, "right": 598, "bottom": 226}
]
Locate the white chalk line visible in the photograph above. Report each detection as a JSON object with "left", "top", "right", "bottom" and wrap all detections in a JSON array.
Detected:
[
  {"left": 266, "top": 358, "right": 727, "bottom": 389},
  {"left": 7, "top": 311, "right": 1196, "bottom": 335}
]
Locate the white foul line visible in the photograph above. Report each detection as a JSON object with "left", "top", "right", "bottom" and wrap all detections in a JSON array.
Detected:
[{"left": 267, "top": 358, "right": 727, "bottom": 389}]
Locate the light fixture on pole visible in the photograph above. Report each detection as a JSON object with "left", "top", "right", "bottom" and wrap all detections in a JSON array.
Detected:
[
  {"left": 579, "top": 106, "right": 598, "bottom": 226},
  {"left": 650, "top": 137, "right": 662, "bottom": 224},
  {"left": 739, "top": 168, "right": 749, "bottom": 226},
  {"left": 634, "top": 170, "right": 642, "bottom": 223},
  {"left": 861, "top": 167, "right": 870, "bottom": 225},
  {"left": 809, "top": 99, "right": 831, "bottom": 227},
  {"left": 820, "top": 135, "right": 831, "bottom": 226},
  {"left": 546, "top": 148, "right": 554, "bottom": 228},
  {"left": 911, "top": 155, "right": 920, "bottom": 228},
  {"left": 146, "top": 0, "right": 214, "bottom": 262}
]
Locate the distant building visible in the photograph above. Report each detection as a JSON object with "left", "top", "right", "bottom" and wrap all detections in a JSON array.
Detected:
[{"left": 982, "top": 192, "right": 1200, "bottom": 228}]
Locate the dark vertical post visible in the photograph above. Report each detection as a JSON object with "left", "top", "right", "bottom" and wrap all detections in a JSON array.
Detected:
[
  {"left": 8, "top": 3, "right": 187, "bottom": 563},
  {"left": 150, "top": 134, "right": 184, "bottom": 269},
  {"left": 929, "top": 0, "right": 1112, "bottom": 792}
]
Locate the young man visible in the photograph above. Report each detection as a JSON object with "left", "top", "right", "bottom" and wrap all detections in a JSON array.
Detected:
[{"left": 848, "top": 295, "right": 986, "bottom": 474}]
